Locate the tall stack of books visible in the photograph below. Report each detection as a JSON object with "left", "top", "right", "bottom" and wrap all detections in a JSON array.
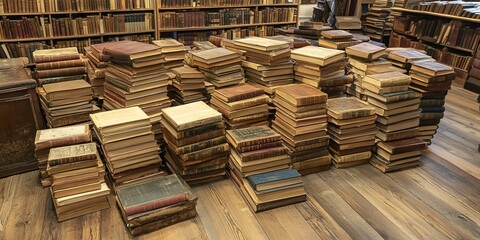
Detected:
[
  {"left": 37, "top": 79, "right": 100, "bottom": 128},
  {"left": 408, "top": 61, "right": 455, "bottom": 144},
  {"left": 345, "top": 42, "right": 389, "bottom": 100},
  {"left": 210, "top": 84, "right": 270, "bottom": 129},
  {"left": 326, "top": 98, "right": 377, "bottom": 168},
  {"left": 90, "top": 107, "right": 164, "bottom": 188},
  {"left": 115, "top": 174, "right": 197, "bottom": 236},
  {"left": 85, "top": 42, "right": 119, "bottom": 100},
  {"left": 153, "top": 39, "right": 187, "bottom": 69},
  {"left": 363, "top": 4, "right": 394, "bottom": 42},
  {"left": 102, "top": 40, "right": 172, "bottom": 145},
  {"left": 169, "top": 66, "right": 208, "bottom": 105},
  {"left": 47, "top": 142, "right": 110, "bottom": 222},
  {"left": 387, "top": 49, "right": 434, "bottom": 71},
  {"left": 188, "top": 48, "right": 243, "bottom": 88},
  {"left": 161, "top": 102, "right": 229, "bottom": 184},
  {"left": 272, "top": 84, "right": 331, "bottom": 174},
  {"left": 318, "top": 30, "right": 362, "bottom": 50},
  {"left": 33, "top": 47, "right": 87, "bottom": 86},
  {"left": 226, "top": 126, "right": 305, "bottom": 212},
  {"left": 291, "top": 46, "right": 352, "bottom": 97},
  {"left": 361, "top": 72, "right": 425, "bottom": 171},
  {"left": 34, "top": 124, "right": 92, "bottom": 187}
]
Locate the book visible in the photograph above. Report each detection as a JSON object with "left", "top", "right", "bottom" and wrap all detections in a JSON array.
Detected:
[
  {"left": 321, "top": 30, "right": 353, "bottom": 39},
  {"left": 162, "top": 102, "right": 222, "bottom": 131},
  {"left": 410, "top": 61, "right": 454, "bottom": 76},
  {"left": 35, "top": 124, "right": 91, "bottom": 150},
  {"left": 275, "top": 84, "right": 328, "bottom": 106},
  {"left": 363, "top": 72, "right": 411, "bottom": 87},
  {"left": 226, "top": 126, "right": 281, "bottom": 148},
  {"left": 377, "top": 138, "right": 427, "bottom": 154},
  {"left": 47, "top": 143, "right": 97, "bottom": 166},
  {"left": 234, "top": 37, "right": 290, "bottom": 51},
  {"left": 327, "top": 98, "right": 376, "bottom": 119},
  {"left": 346, "top": 42, "right": 386, "bottom": 61},
  {"left": 103, "top": 40, "right": 162, "bottom": 61},
  {"left": 89, "top": 106, "right": 150, "bottom": 132},
  {"left": 291, "top": 46, "right": 345, "bottom": 66},
  {"left": 247, "top": 169, "right": 302, "bottom": 192},
  {"left": 213, "top": 84, "right": 264, "bottom": 103}
]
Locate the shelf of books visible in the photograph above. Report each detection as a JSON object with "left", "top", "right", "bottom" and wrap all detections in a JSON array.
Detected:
[
  {"left": 156, "top": 0, "right": 300, "bottom": 44},
  {"left": 389, "top": 7, "right": 480, "bottom": 85},
  {"left": 0, "top": 0, "right": 156, "bottom": 64}
]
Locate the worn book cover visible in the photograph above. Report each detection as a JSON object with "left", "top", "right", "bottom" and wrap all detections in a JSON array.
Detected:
[
  {"left": 103, "top": 41, "right": 162, "bottom": 61},
  {"left": 234, "top": 37, "right": 290, "bottom": 51},
  {"left": 363, "top": 72, "right": 411, "bottom": 87},
  {"left": 48, "top": 143, "right": 97, "bottom": 166},
  {"left": 276, "top": 84, "right": 328, "bottom": 106},
  {"left": 410, "top": 61, "right": 454, "bottom": 76},
  {"left": 291, "top": 46, "right": 345, "bottom": 66},
  {"left": 162, "top": 102, "right": 222, "bottom": 131},
  {"left": 226, "top": 126, "right": 282, "bottom": 148},
  {"left": 35, "top": 124, "right": 91, "bottom": 150},
  {"left": 327, "top": 98, "right": 376, "bottom": 119},
  {"left": 321, "top": 30, "right": 353, "bottom": 39},
  {"left": 345, "top": 42, "right": 385, "bottom": 61},
  {"left": 214, "top": 83, "right": 264, "bottom": 102}
]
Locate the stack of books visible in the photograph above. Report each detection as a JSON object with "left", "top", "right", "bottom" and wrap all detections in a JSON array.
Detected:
[
  {"left": 363, "top": 6, "right": 394, "bottom": 41},
  {"left": 345, "top": 42, "right": 390, "bottom": 100},
  {"left": 242, "top": 60, "right": 294, "bottom": 90},
  {"left": 102, "top": 40, "right": 172, "bottom": 145},
  {"left": 47, "top": 142, "right": 110, "bottom": 222},
  {"left": 326, "top": 98, "right": 377, "bottom": 168},
  {"left": 387, "top": 49, "right": 434, "bottom": 71},
  {"left": 291, "top": 46, "right": 352, "bottom": 97},
  {"left": 408, "top": 61, "right": 455, "bottom": 144},
  {"left": 115, "top": 174, "right": 197, "bottom": 236},
  {"left": 162, "top": 102, "right": 229, "bottom": 184},
  {"left": 318, "top": 30, "right": 362, "bottom": 50},
  {"left": 210, "top": 84, "right": 270, "bottom": 129},
  {"left": 272, "top": 84, "right": 331, "bottom": 174},
  {"left": 37, "top": 79, "right": 100, "bottom": 128},
  {"left": 169, "top": 66, "right": 208, "bottom": 105},
  {"left": 33, "top": 47, "right": 87, "bottom": 86},
  {"left": 188, "top": 48, "right": 243, "bottom": 88},
  {"left": 226, "top": 126, "right": 305, "bottom": 212},
  {"left": 85, "top": 42, "right": 119, "bottom": 100},
  {"left": 153, "top": 39, "right": 187, "bottom": 69},
  {"left": 34, "top": 124, "right": 92, "bottom": 187},
  {"left": 362, "top": 72, "right": 425, "bottom": 171},
  {"left": 371, "top": 138, "right": 427, "bottom": 172},
  {"left": 90, "top": 107, "right": 164, "bottom": 187}
]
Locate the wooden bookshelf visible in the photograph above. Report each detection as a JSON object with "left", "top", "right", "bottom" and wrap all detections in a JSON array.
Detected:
[
  {"left": 390, "top": 7, "right": 480, "bottom": 24},
  {"left": 158, "top": 22, "right": 297, "bottom": 32}
]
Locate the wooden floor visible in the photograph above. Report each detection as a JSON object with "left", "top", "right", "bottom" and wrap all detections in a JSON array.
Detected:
[{"left": 1, "top": 85, "right": 479, "bottom": 240}]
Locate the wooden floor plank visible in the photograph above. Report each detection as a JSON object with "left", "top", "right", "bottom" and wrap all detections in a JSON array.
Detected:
[{"left": 427, "top": 145, "right": 480, "bottom": 180}]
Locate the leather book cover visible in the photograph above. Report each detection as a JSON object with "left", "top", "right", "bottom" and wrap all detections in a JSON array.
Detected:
[
  {"left": 327, "top": 98, "right": 376, "bottom": 119},
  {"left": 321, "top": 30, "right": 353, "bottom": 39},
  {"left": 102, "top": 40, "right": 162, "bottom": 61},
  {"left": 214, "top": 83, "right": 264, "bottom": 103},
  {"left": 377, "top": 138, "right": 427, "bottom": 154},
  {"left": 276, "top": 84, "right": 328, "bottom": 106}
]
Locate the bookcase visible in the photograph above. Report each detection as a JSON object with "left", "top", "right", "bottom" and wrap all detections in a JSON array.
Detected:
[
  {"left": 156, "top": 1, "right": 300, "bottom": 45},
  {"left": 389, "top": 7, "right": 480, "bottom": 86}
]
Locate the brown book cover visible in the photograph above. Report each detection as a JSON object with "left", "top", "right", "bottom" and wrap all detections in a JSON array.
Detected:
[
  {"left": 102, "top": 40, "right": 162, "bottom": 61},
  {"left": 363, "top": 72, "right": 411, "bottom": 87},
  {"left": 346, "top": 42, "right": 385, "bottom": 61},
  {"left": 213, "top": 83, "right": 264, "bottom": 103},
  {"left": 36, "top": 67, "right": 86, "bottom": 79},
  {"left": 327, "top": 98, "right": 376, "bottom": 119},
  {"left": 321, "top": 30, "right": 353, "bottom": 40},
  {"left": 276, "top": 84, "right": 328, "bottom": 106},
  {"left": 47, "top": 143, "right": 97, "bottom": 166},
  {"left": 36, "top": 59, "right": 85, "bottom": 71},
  {"left": 33, "top": 47, "right": 79, "bottom": 63},
  {"left": 410, "top": 61, "right": 454, "bottom": 76},
  {"left": 162, "top": 102, "right": 222, "bottom": 131},
  {"left": 35, "top": 124, "right": 91, "bottom": 150},
  {"left": 377, "top": 138, "right": 427, "bottom": 154}
]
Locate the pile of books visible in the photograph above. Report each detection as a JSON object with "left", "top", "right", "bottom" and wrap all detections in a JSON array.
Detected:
[
  {"left": 272, "top": 84, "right": 331, "bottom": 174},
  {"left": 210, "top": 84, "right": 270, "bottom": 129},
  {"left": 362, "top": 72, "right": 425, "bottom": 171},
  {"left": 47, "top": 142, "right": 110, "bottom": 222},
  {"left": 242, "top": 60, "right": 294, "bottom": 90},
  {"left": 33, "top": 47, "right": 87, "bottom": 86},
  {"left": 277, "top": 25, "right": 332, "bottom": 40},
  {"left": 327, "top": 98, "right": 377, "bottom": 168},
  {"left": 291, "top": 46, "right": 352, "bottom": 97},
  {"left": 85, "top": 42, "right": 118, "bottom": 100},
  {"left": 115, "top": 174, "right": 197, "bottom": 236},
  {"left": 318, "top": 30, "right": 362, "bottom": 50},
  {"left": 37, "top": 79, "right": 99, "bottom": 127},
  {"left": 169, "top": 66, "right": 208, "bottom": 105},
  {"left": 153, "top": 39, "right": 187, "bottom": 69},
  {"left": 188, "top": 48, "right": 243, "bottom": 88},
  {"left": 409, "top": 61, "right": 455, "bottom": 144},
  {"left": 363, "top": 5, "right": 394, "bottom": 42},
  {"left": 90, "top": 107, "right": 164, "bottom": 187},
  {"left": 372, "top": 138, "right": 427, "bottom": 172},
  {"left": 386, "top": 49, "right": 433, "bottom": 71},
  {"left": 102, "top": 40, "right": 172, "bottom": 144},
  {"left": 345, "top": 42, "right": 389, "bottom": 100},
  {"left": 34, "top": 124, "right": 92, "bottom": 187},
  {"left": 226, "top": 126, "right": 305, "bottom": 212},
  {"left": 162, "top": 102, "right": 229, "bottom": 184}
]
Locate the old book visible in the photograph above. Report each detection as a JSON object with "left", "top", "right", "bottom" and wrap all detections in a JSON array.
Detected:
[
  {"left": 410, "top": 61, "right": 454, "bottom": 76},
  {"left": 363, "top": 72, "right": 411, "bottom": 87},
  {"left": 376, "top": 128, "right": 420, "bottom": 142},
  {"left": 116, "top": 174, "right": 190, "bottom": 217},
  {"left": 191, "top": 48, "right": 239, "bottom": 65},
  {"left": 226, "top": 126, "right": 281, "bottom": 148},
  {"left": 348, "top": 58, "right": 391, "bottom": 72},
  {"left": 368, "top": 97, "right": 420, "bottom": 110},
  {"left": 42, "top": 80, "right": 91, "bottom": 100},
  {"left": 234, "top": 37, "right": 290, "bottom": 51},
  {"left": 346, "top": 42, "right": 385, "bottom": 61},
  {"left": 33, "top": 47, "right": 79, "bottom": 63},
  {"left": 162, "top": 102, "right": 222, "bottom": 131},
  {"left": 214, "top": 84, "right": 264, "bottom": 103},
  {"left": 210, "top": 95, "right": 269, "bottom": 112},
  {"left": 362, "top": 82, "right": 409, "bottom": 95},
  {"left": 243, "top": 179, "right": 305, "bottom": 204},
  {"left": 321, "top": 30, "right": 353, "bottom": 39},
  {"left": 172, "top": 66, "right": 204, "bottom": 79},
  {"left": 275, "top": 84, "right": 328, "bottom": 106},
  {"left": 128, "top": 207, "right": 197, "bottom": 236},
  {"left": 388, "top": 50, "right": 433, "bottom": 63},
  {"left": 36, "top": 59, "right": 85, "bottom": 71},
  {"left": 327, "top": 98, "right": 376, "bottom": 119},
  {"left": 35, "top": 124, "right": 91, "bottom": 150},
  {"left": 48, "top": 143, "right": 97, "bottom": 166},
  {"left": 377, "top": 138, "right": 426, "bottom": 154},
  {"left": 291, "top": 46, "right": 345, "bottom": 66},
  {"left": 247, "top": 169, "right": 302, "bottom": 192},
  {"left": 103, "top": 41, "right": 163, "bottom": 61},
  {"left": 318, "top": 38, "right": 362, "bottom": 50},
  {"left": 153, "top": 39, "right": 185, "bottom": 53},
  {"left": 364, "top": 90, "right": 420, "bottom": 103},
  {"left": 90, "top": 106, "right": 150, "bottom": 133}
]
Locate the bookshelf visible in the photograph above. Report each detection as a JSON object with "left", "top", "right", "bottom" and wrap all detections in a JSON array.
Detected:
[{"left": 389, "top": 7, "right": 480, "bottom": 86}]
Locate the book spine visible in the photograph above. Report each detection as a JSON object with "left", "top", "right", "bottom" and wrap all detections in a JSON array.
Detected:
[
  {"left": 164, "top": 129, "right": 225, "bottom": 147},
  {"left": 180, "top": 143, "right": 229, "bottom": 161},
  {"left": 225, "top": 90, "right": 263, "bottom": 102},
  {"left": 35, "top": 134, "right": 91, "bottom": 150},
  {"left": 177, "top": 123, "right": 224, "bottom": 139},
  {"left": 236, "top": 136, "right": 281, "bottom": 148},
  {"left": 339, "top": 110, "right": 375, "bottom": 120},
  {"left": 36, "top": 59, "right": 85, "bottom": 70},
  {"left": 49, "top": 154, "right": 96, "bottom": 166},
  {"left": 127, "top": 200, "right": 197, "bottom": 228},
  {"left": 124, "top": 193, "right": 189, "bottom": 217},
  {"left": 36, "top": 66, "right": 86, "bottom": 78},
  {"left": 37, "top": 74, "right": 87, "bottom": 86},
  {"left": 241, "top": 147, "right": 286, "bottom": 162},
  {"left": 128, "top": 207, "right": 197, "bottom": 236},
  {"left": 33, "top": 54, "right": 80, "bottom": 63},
  {"left": 175, "top": 136, "right": 226, "bottom": 155},
  {"left": 237, "top": 141, "right": 282, "bottom": 153}
]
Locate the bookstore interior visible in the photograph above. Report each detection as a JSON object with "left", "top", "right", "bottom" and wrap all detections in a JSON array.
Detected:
[{"left": 1, "top": 0, "right": 480, "bottom": 239}]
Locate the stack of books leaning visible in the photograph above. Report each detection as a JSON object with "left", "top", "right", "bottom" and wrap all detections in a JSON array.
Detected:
[
  {"left": 102, "top": 40, "right": 172, "bottom": 144},
  {"left": 187, "top": 48, "right": 243, "bottom": 88},
  {"left": 408, "top": 61, "right": 455, "bottom": 144},
  {"left": 318, "top": 30, "right": 362, "bottom": 50},
  {"left": 34, "top": 124, "right": 92, "bottom": 187},
  {"left": 272, "top": 84, "right": 332, "bottom": 174},
  {"left": 362, "top": 72, "right": 426, "bottom": 172},
  {"left": 327, "top": 98, "right": 377, "bottom": 168},
  {"left": 153, "top": 39, "right": 187, "bottom": 69},
  {"left": 47, "top": 142, "right": 110, "bottom": 222},
  {"left": 85, "top": 42, "right": 118, "bottom": 100},
  {"left": 226, "top": 126, "right": 305, "bottom": 212},
  {"left": 90, "top": 107, "right": 164, "bottom": 188},
  {"left": 162, "top": 102, "right": 229, "bottom": 184},
  {"left": 33, "top": 47, "right": 87, "bottom": 86},
  {"left": 291, "top": 46, "right": 352, "bottom": 97},
  {"left": 115, "top": 174, "right": 197, "bottom": 236},
  {"left": 169, "top": 66, "right": 208, "bottom": 105},
  {"left": 210, "top": 84, "right": 270, "bottom": 129}
]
